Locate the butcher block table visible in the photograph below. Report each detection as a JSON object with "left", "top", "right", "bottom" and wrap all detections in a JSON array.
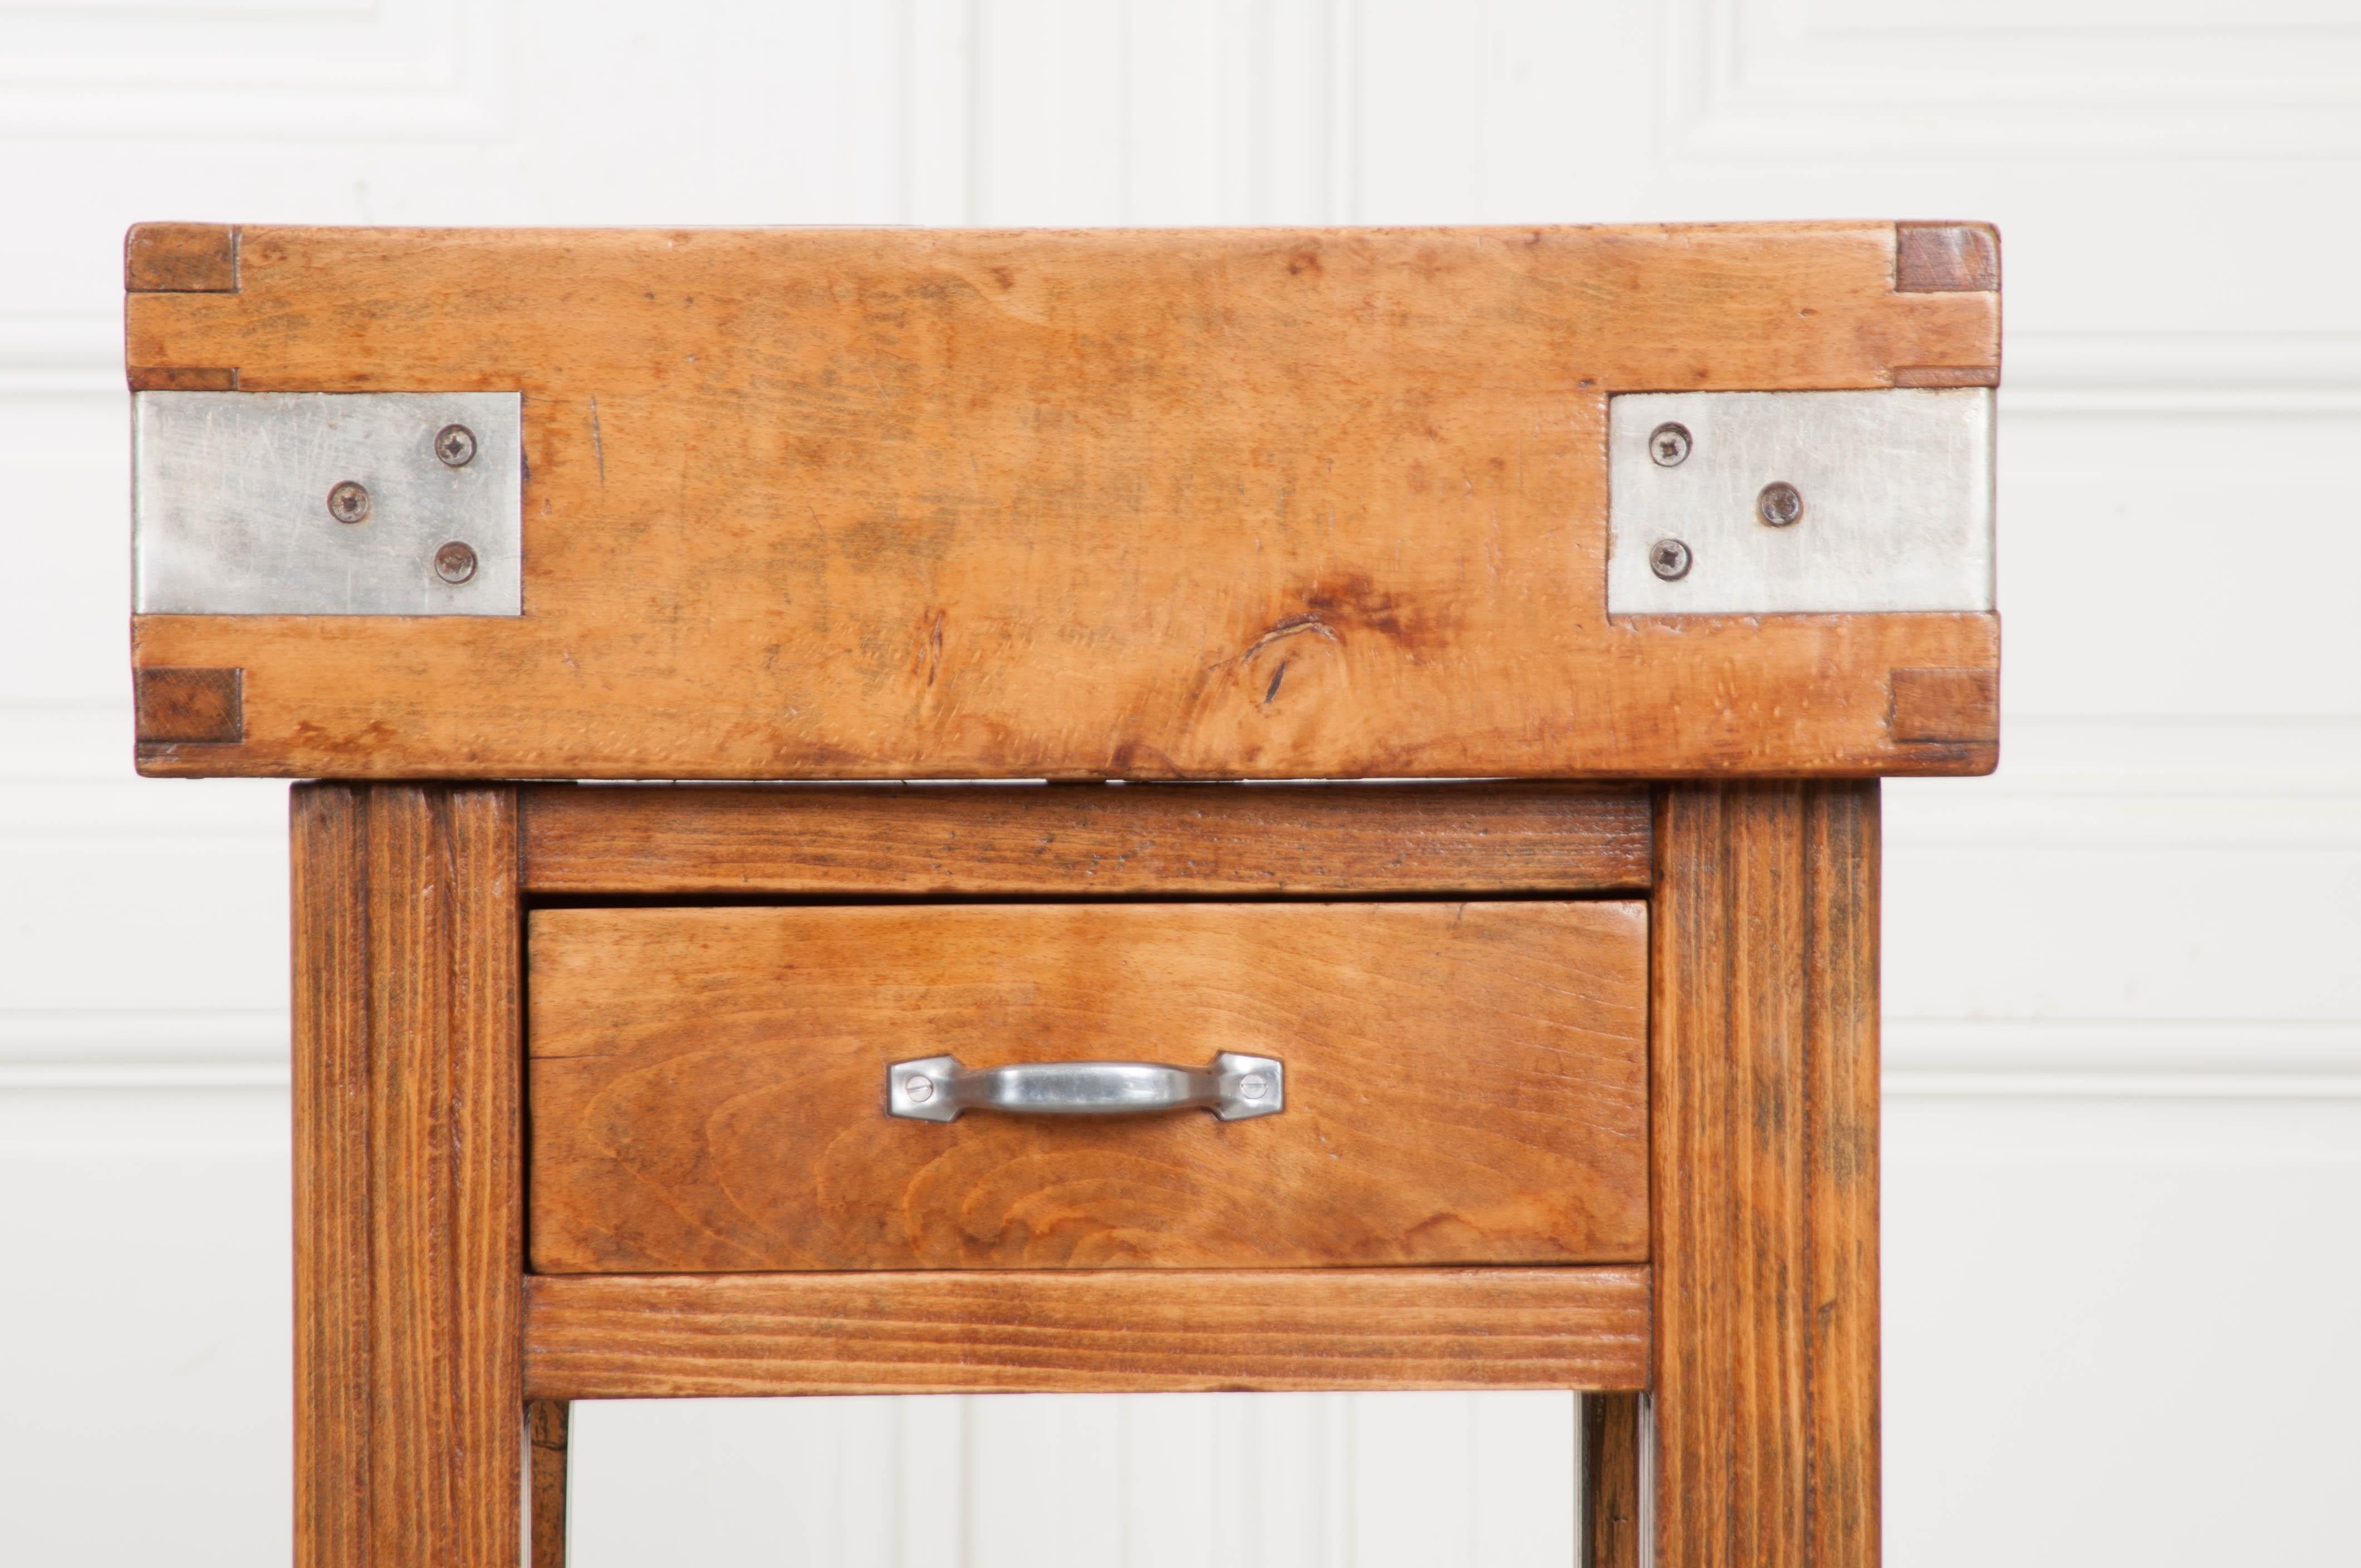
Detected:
[{"left": 124, "top": 218, "right": 2001, "bottom": 1567}]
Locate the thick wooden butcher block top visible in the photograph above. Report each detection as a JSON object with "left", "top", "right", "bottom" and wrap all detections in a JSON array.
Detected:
[{"left": 125, "top": 220, "right": 2000, "bottom": 780}]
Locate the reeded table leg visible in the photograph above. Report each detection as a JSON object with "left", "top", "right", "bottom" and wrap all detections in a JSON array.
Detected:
[
  {"left": 1651, "top": 784, "right": 1882, "bottom": 1568},
  {"left": 292, "top": 785, "right": 524, "bottom": 1568}
]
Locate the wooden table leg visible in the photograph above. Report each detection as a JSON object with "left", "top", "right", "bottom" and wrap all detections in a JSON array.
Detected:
[
  {"left": 1585, "top": 1392, "right": 1643, "bottom": 1568},
  {"left": 1652, "top": 784, "right": 1881, "bottom": 1568},
  {"left": 293, "top": 785, "right": 524, "bottom": 1568},
  {"left": 528, "top": 1401, "right": 570, "bottom": 1568}
]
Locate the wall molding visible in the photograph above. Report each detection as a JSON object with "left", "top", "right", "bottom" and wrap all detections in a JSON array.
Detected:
[
  {"left": 0, "top": 0, "right": 510, "bottom": 139},
  {"left": 0, "top": 310, "right": 119, "bottom": 394},
  {"left": 1886, "top": 1071, "right": 2361, "bottom": 1101},
  {"left": 0, "top": 1062, "right": 290, "bottom": 1090},
  {"left": 1666, "top": 0, "right": 2361, "bottom": 162},
  {"left": 0, "top": 1009, "right": 287, "bottom": 1089},
  {"left": 2002, "top": 332, "right": 2361, "bottom": 415},
  {"left": 1886, "top": 716, "right": 2361, "bottom": 848},
  {"left": 1888, "top": 1016, "right": 2361, "bottom": 1069},
  {"left": 949, "top": 0, "right": 1363, "bottom": 227}
]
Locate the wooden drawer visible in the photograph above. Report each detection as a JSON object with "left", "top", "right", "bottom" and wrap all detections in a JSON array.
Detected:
[{"left": 529, "top": 900, "right": 1648, "bottom": 1273}]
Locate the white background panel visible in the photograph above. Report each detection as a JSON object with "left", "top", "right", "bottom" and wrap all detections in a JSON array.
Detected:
[
  {"left": 0, "top": 1088, "right": 291, "bottom": 1565},
  {"left": 1885, "top": 1094, "right": 2361, "bottom": 1564},
  {"left": 568, "top": 1392, "right": 1577, "bottom": 1567},
  {"left": 3, "top": 2, "right": 2356, "bottom": 1562}
]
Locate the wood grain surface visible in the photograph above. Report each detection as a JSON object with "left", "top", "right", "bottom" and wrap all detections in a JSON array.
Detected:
[
  {"left": 522, "top": 781, "right": 1651, "bottom": 895},
  {"left": 126, "top": 363, "right": 239, "bottom": 392},
  {"left": 522, "top": 1266, "right": 1652, "bottom": 1398},
  {"left": 1889, "top": 666, "right": 1999, "bottom": 744},
  {"left": 292, "top": 785, "right": 522, "bottom": 1568},
  {"left": 132, "top": 666, "right": 242, "bottom": 744},
  {"left": 1888, "top": 363, "right": 1998, "bottom": 389},
  {"left": 527, "top": 1402, "right": 568, "bottom": 1568},
  {"left": 1803, "top": 788, "right": 1883, "bottom": 1568},
  {"left": 129, "top": 222, "right": 1999, "bottom": 781},
  {"left": 1651, "top": 784, "right": 1880, "bottom": 1568},
  {"left": 1584, "top": 1392, "right": 1643, "bottom": 1568},
  {"left": 528, "top": 900, "right": 1648, "bottom": 1273},
  {"left": 124, "top": 221, "right": 238, "bottom": 292},
  {"left": 1894, "top": 222, "right": 2000, "bottom": 292}
]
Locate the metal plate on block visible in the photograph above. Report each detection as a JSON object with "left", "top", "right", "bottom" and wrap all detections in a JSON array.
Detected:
[
  {"left": 1607, "top": 389, "right": 1992, "bottom": 615},
  {"left": 133, "top": 391, "right": 522, "bottom": 616}
]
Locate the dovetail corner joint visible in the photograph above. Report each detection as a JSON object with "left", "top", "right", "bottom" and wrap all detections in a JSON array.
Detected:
[
  {"left": 127, "top": 366, "right": 239, "bottom": 393},
  {"left": 1892, "top": 364, "right": 2000, "bottom": 389},
  {"left": 135, "top": 666, "right": 244, "bottom": 744},
  {"left": 1890, "top": 667, "right": 2000, "bottom": 744},
  {"left": 1896, "top": 222, "right": 2000, "bottom": 293},
  {"left": 125, "top": 223, "right": 240, "bottom": 293}
]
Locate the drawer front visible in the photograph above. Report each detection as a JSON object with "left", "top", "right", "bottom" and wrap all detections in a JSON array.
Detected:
[{"left": 529, "top": 901, "right": 1647, "bottom": 1272}]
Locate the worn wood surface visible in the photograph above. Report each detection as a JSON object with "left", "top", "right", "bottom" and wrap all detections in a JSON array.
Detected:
[
  {"left": 129, "top": 222, "right": 1999, "bottom": 780},
  {"left": 1888, "top": 364, "right": 1997, "bottom": 389},
  {"left": 1890, "top": 223, "right": 2001, "bottom": 386},
  {"left": 1651, "top": 784, "right": 1880, "bottom": 1568},
  {"left": 1584, "top": 1393, "right": 1644, "bottom": 1568},
  {"left": 1894, "top": 223, "right": 2000, "bottom": 292},
  {"left": 529, "top": 900, "right": 1648, "bottom": 1273},
  {"left": 132, "top": 666, "right": 242, "bottom": 744},
  {"left": 127, "top": 363, "right": 239, "bottom": 392},
  {"left": 522, "top": 781, "right": 1651, "bottom": 895},
  {"left": 1804, "top": 789, "right": 1882, "bottom": 1568},
  {"left": 125, "top": 222, "right": 239, "bottom": 292},
  {"left": 1889, "top": 666, "right": 1999, "bottom": 745},
  {"left": 523, "top": 1266, "right": 1651, "bottom": 1398},
  {"left": 527, "top": 1402, "right": 568, "bottom": 1568},
  {"left": 292, "top": 785, "right": 523, "bottom": 1568}
]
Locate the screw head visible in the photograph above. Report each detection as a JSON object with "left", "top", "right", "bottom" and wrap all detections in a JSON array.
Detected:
[
  {"left": 326, "top": 480, "right": 371, "bottom": 524},
  {"left": 1239, "top": 1074, "right": 1271, "bottom": 1102},
  {"left": 1756, "top": 480, "right": 1804, "bottom": 528},
  {"left": 433, "top": 540, "right": 479, "bottom": 584},
  {"left": 1648, "top": 422, "right": 1692, "bottom": 467},
  {"left": 904, "top": 1075, "right": 935, "bottom": 1103},
  {"left": 1648, "top": 538, "right": 1693, "bottom": 581},
  {"left": 434, "top": 423, "right": 478, "bottom": 468}
]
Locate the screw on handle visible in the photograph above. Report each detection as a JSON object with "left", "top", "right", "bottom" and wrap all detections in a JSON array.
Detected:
[{"left": 886, "top": 1053, "right": 1285, "bottom": 1123}]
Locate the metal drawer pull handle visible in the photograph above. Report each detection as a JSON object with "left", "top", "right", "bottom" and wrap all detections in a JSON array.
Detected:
[{"left": 887, "top": 1053, "right": 1285, "bottom": 1123}]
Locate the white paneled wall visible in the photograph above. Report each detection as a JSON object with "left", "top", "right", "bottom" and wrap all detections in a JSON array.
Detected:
[
  {"left": 564, "top": 1392, "right": 1575, "bottom": 1568},
  {"left": 4, "top": 3, "right": 2357, "bottom": 1564}
]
